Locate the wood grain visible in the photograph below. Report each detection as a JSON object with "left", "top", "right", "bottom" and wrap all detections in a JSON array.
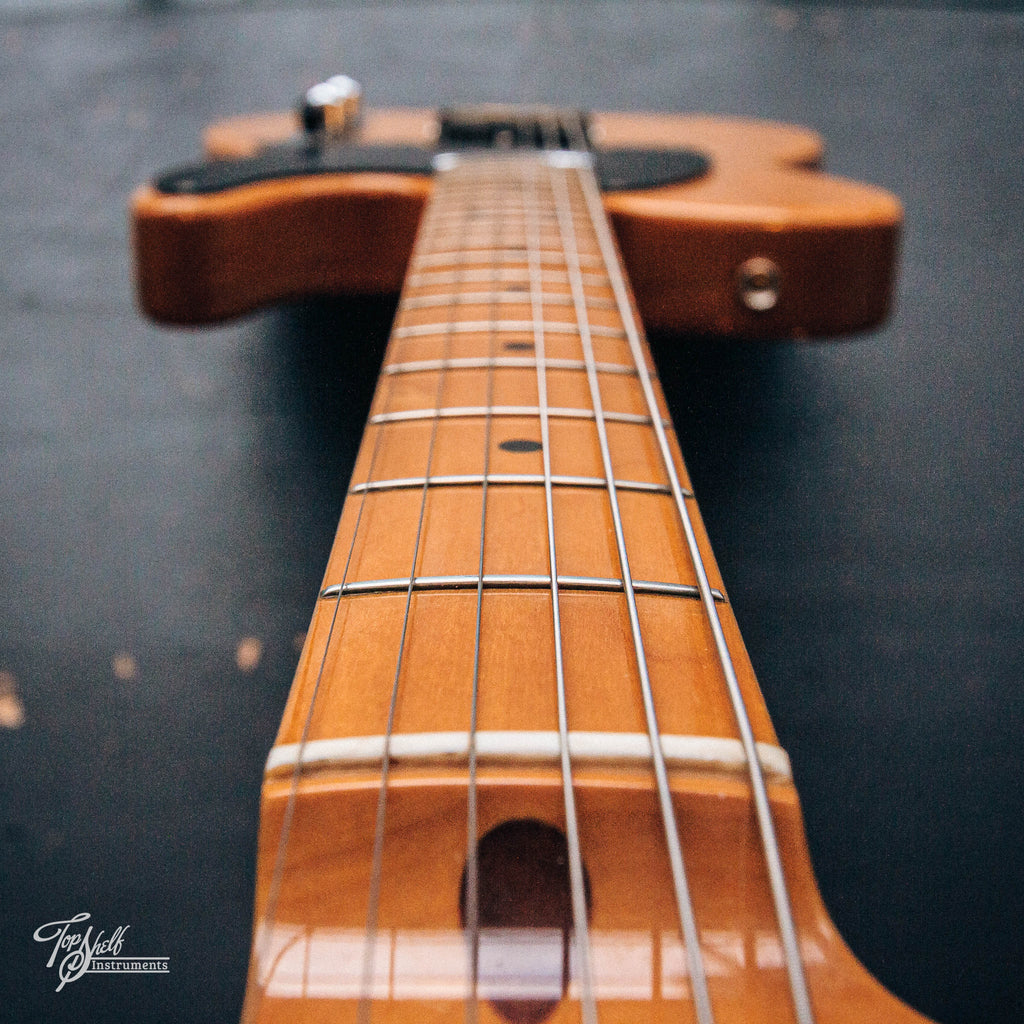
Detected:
[
  {"left": 132, "top": 109, "right": 900, "bottom": 337},
  {"left": 227, "top": 152, "right": 927, "bottom": 1022}
]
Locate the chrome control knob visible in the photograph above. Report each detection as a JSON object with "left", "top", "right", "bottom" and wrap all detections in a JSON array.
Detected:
[{"left": 300, "top": 75, "right": 362, "bottom": 138}]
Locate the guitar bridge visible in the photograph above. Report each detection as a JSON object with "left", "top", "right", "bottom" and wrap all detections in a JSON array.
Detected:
[{"left": 438, "top": 104, "right": 592, "bottom": 151}]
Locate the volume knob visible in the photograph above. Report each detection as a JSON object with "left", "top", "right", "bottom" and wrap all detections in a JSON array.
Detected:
[{"left": 300, "top": 75, "right": 362, "bottom": 138}]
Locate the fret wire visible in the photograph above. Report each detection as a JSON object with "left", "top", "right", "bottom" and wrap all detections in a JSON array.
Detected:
[
  {"left": 402, "top": 291, "right": 616, "bottom": 310},
  {"left": 393, "top": 320, "right": 626, "bottom": 339},
  {"left": 426, "top": 200, "right": 553, "bottom": 212},
  {"left": 383, "top": 356, "right": 636, "bottom": 376},
  {"left": 413, "top": 247, "right": 602, "bottom": 267},
  {"left": 575, "top": 166, "right": 817, "bottom": 1024},
  {"left": 370, "top": 407, "right": 664, "bottom": 426},
  {"left": 551, "top": 157, "right": 715, "bottom": 1024},
  {"left": 407, "top": 268, "right": 609, "bottom": 287},
  {"left": 524, "top": 157, "right": 598, "bottom": 1024},
  {"left": 350, "top": 473, "right": 680, "bottom": 496},
  {"left": 318, "top": 574, "right": 726, "bottom": 601},
  {"left": 426, "top": 208, "right": 550, "bottom": 220},
  {"left": 357, "top": 172, "right": 463, "bottom": 1024}
]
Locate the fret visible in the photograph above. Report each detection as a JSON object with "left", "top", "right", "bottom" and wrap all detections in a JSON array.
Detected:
[
  {"left": 392, "top": 320, "right": 626, "bottom": 339},
  {"left": 401, "top": 291, "right": 615, "bottom": 310},
  {"left": 349, "top": 473, "right": 679, "bottom": 496},
  {"left": 406, "top": 267, "right": 609, "bottom": 287},
  {"left": 419, "top": 234, "right": 573, "bottom": 254},
  {"left": 369, "top": 406, "right": 663, "bottom": 425},
  {"left": 412, "top": 248, "right": 603, "bottom": 268},
  {"left": 427, "top": 209, "right": 555, "bottom": 222},
  {"left": 318, "top": 575, "right": 725, "bottom": 601},
  {"left": 425, "top": 205, "right": 556, "bottom": 220},
  {"left": 381, "top": 356, "right": 637, "bottom": 376}
]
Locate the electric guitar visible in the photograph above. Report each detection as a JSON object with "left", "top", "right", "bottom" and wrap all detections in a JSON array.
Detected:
[{"left": 132, "top": 79, "right": 927, "bottom": 1024}]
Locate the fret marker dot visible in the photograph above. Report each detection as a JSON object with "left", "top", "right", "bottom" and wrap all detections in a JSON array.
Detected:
[
  {"left": 499, "top": 439, "right": 542, "bottom": 453},
  {"left": 503, "top": 341, "right": 534, "bottom": 352}
]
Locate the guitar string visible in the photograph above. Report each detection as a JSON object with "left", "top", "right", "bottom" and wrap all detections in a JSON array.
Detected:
[
  {"left": 549, "top": 155, "right": 717, "bottom": 1024},
  {"left": 252, "top": 117, "right": 809, "bottom": 1018},
  {"left": 355, "top": 173, "right": 461, "bottom": 1023},
  {"left": 246, "top": 231, "right": 409, "bottom": 1021},
  {"left": 574, "top": 163, "right": 817, "bottom": 1024},
  {"left": 463, "top": 163, "right": 508, "bottom": 1023},
  {"left": 524, "top": 155, "right": 599, "bottom": 1024}
]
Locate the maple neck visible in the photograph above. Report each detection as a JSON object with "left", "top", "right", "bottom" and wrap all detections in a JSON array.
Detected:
[
  {"left": 273, "top": 151, "right": 778, "bottom": 757},
  {"left": 256, "top": 150, "right": 807, "bottom": 1021},
  {"left": 133, "top": 105, "right": 929, "bottom": 1024}
]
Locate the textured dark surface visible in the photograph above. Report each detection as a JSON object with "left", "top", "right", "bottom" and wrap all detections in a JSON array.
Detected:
[{"left": 1, "top": 3, "right": 1022, "bottom": 1023}]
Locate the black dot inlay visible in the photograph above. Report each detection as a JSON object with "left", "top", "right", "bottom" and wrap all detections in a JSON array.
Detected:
[
  {"left": 504, "top": 341, "right": 534, "bottom": 352},
  {"left": 499, "top": 438, "right": 542, "bottom": 453}
]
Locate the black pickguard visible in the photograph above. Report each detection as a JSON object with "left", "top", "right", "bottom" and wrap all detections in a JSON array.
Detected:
[{"left": 154, "top": 115, "right": 709, "bottom": 196}]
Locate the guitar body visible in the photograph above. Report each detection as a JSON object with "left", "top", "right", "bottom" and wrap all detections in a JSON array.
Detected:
[
  {"left": 132, "top": 102, "right": 924, "bottom": 1024},
  {"left": 133, "top": 108, "right": 900, "bottom": 338}
]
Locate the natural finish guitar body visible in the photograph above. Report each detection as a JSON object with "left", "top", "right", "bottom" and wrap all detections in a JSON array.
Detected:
[
  {"left": 132, "top": 106, "right": 924, "bottom": 1023},
  {"left": 134, "top": 109, "right": 899, "bottom": 338}
]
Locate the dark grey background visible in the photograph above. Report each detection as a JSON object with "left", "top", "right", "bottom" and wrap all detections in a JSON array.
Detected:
[{"left": 1, "top": 3, "right": 1021, "bottom": 1023}]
